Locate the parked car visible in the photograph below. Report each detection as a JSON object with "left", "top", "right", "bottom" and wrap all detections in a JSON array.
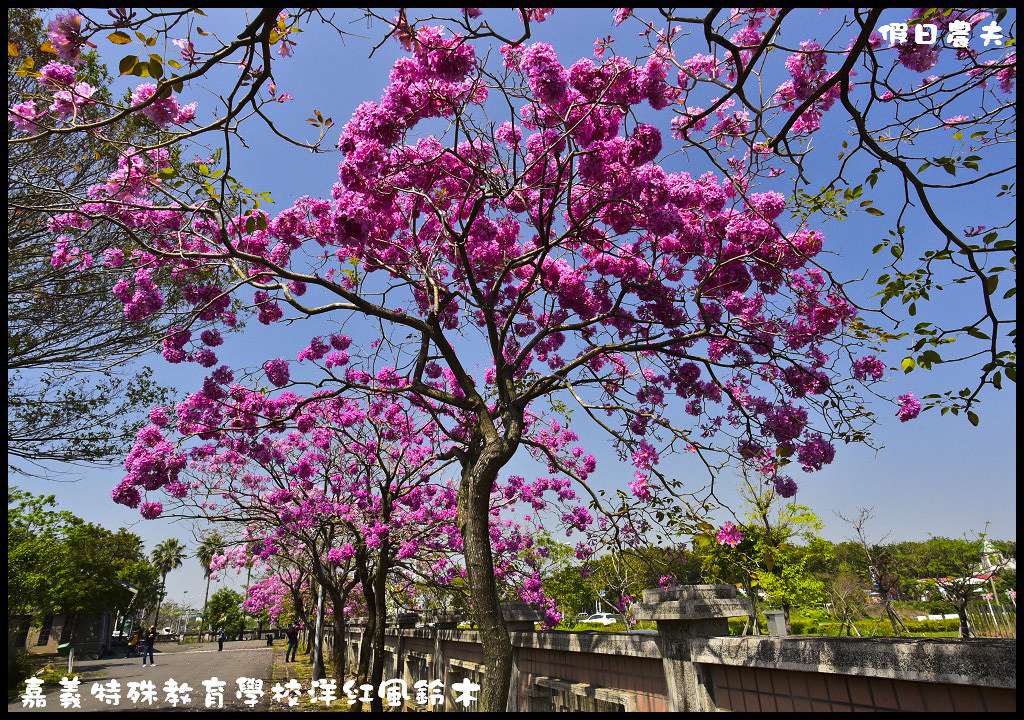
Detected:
[
  {"left": 581, "top": 613, "right": 618, "bottom": 626},
  {"left": 162, "top": 627, "right": 173, "bottom": 635}
]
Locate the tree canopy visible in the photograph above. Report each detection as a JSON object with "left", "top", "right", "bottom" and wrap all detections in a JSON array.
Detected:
[
  {"left": 8, "top": 487, "right": 161, "bottom": 629},
  {"left": 6, "top": 8, "right": 1015, "bottom": 709}
]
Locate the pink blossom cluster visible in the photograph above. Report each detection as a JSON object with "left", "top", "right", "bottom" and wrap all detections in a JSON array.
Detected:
[
  {"left": 852, "top": 355, "right": 886, "bottom": 381},
  {"left": 131, "top": 83, "right": 198, "bottom": 127},
  {"left": 715, "top": 521, "right": 744, "bottom": 547},
  {"left": 39, "top": 61, "right": 77, "bottom": 87},
  {"left": 896, "top": 392, "right": 922, "bottom": 422},
  {"left": 773, "top": 41, "right": 842, "bottom": 134}
]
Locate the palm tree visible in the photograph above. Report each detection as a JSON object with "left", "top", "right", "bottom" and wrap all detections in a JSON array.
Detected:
[
  {"left": 197, "top": 533, "right": 223, "bottom": 637},
  {"left": 151, "top": 538, "right": 186, "bottom": 629}
]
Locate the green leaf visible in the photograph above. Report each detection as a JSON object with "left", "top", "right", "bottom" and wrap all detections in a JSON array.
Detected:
[
  {"left": 967, "top": 411, "right": 979, "bottom": 426},
  {"left": 119, "top": 54, "right": 138, "bottom": 75},
  {"left": 985, "top": 275, "right": 999, "bottom": 295},
  {"left": 108, "top": 31, "right": 132, "bottom": 45},
  {"left": 865, "top": 207, "right": 884, "bottom": 216},
  {"left": 147, "top": 58, "right": 163, "bottom": 80},
  {"left": 902, "top": 357, "right": 916, "bottom": 373}
]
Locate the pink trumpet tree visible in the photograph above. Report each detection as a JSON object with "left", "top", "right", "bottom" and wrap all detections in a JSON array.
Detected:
[
  {"left": 34, "top": 13, "right": 918, "bottom": 709},
  {"left": 154, "top": 388, "right": 565, "bottom": 707}
]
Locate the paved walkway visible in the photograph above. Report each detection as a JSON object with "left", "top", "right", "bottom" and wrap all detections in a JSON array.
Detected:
[{"left": 10, "top": 641, "right": 277, "bottom": 712}]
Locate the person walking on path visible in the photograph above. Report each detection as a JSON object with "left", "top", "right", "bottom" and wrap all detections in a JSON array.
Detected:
[
  {"left": 285, "top": 624, "right": 299, "bottom": 662},
  {"left": 218, "top": 628, "right": 227, "bottom": 652},
  {"left": 141, "top": 626, "right": 157, "bottom": 666}
]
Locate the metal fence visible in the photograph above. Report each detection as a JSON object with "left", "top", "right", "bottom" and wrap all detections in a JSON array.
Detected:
[{"left": 966, "top": 601, "right": 1016, "bottom": 639}]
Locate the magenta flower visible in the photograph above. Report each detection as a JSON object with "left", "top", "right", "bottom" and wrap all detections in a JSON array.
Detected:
[
  {"left": 896, "top": 392, "right": 922, "bottom": 422},
  {"left": 852, "top": 355, "right": 886, "bottom": 381},
  {"left": 264, "top": 358, "right": 290, "bottom": 387},
  {"left": 716, "top": 521, "right": 744, "bottom": 547},
  {"left": 47, "top": 11, "right": 86, "bottom": 65},
  {"left": 139, "top": 501, "right": 163, "bottom": 519},
  {"left": 38, "top": 61, "right": 77, "bottom": 88}
]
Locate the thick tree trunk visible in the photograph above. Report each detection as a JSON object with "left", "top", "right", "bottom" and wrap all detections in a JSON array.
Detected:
[
  {"left": 352, "top": 553, "right": 375, "bottom": 713},
  {"left": 459, "top": 442, "right": 516, "bottom": 712},
  {"left": 331, "top": 610, "right": 347, "bottom": 681},
  {"left": 369, "top": 570, "right": 387, "bottom": 714},
  {"left": 957, "top": 602, "right": 971, "bottom": 638},
  {"left": 354, "top": 614, "right": 372, "bottom": 696},
  {"left": 323, "top": 581, "right": 351, "bottom": 681}
]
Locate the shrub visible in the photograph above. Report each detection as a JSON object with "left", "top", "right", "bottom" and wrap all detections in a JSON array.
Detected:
[{"left": 7, "top": 652, "right": 39, "bottom": 696}]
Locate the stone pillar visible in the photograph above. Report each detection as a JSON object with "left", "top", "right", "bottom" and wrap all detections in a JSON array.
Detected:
[
  {"left": 636, "top": 585, "right": 750, "bottom": 712},
  {"left": 347, "top": 617, "right": 367, "bottom": 675},
  {"left": 764, "top": 609, "right": 789, "bottom": 636},
  {"left": 500, "top": 602, "right": 545, "bottom": 711},
  {"left": 422, "top": 611, "right": 462, "bottom": 712},
  {"left": 388, "top": 613, "right": 420, "bottom": 679},
  {"left": 500, "top": 601, "right": 544, "bottom": 632}
]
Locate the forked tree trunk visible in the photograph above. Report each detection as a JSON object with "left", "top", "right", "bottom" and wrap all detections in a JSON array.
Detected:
[
  {"left": 883, "top": 600, "right": 909, "bottom": 636},
  {"left": 458, "top": 440, "right": 517, "bottom": 712}
]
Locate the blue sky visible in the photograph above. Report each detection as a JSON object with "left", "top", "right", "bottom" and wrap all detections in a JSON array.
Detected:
[{"left": 13, "top": 8, "right": 1015, "bottom": 603}]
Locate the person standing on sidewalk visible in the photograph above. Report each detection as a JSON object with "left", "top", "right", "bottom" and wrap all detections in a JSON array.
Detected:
[
  {"left": 218, "top": 628, "right": 227, "bottom": 652},
  {"left": 141, "top": 625, "right": 157, "bottom": 666},
  {"left": 285, "top": 623, "right": 299, "bottom": 662}
]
